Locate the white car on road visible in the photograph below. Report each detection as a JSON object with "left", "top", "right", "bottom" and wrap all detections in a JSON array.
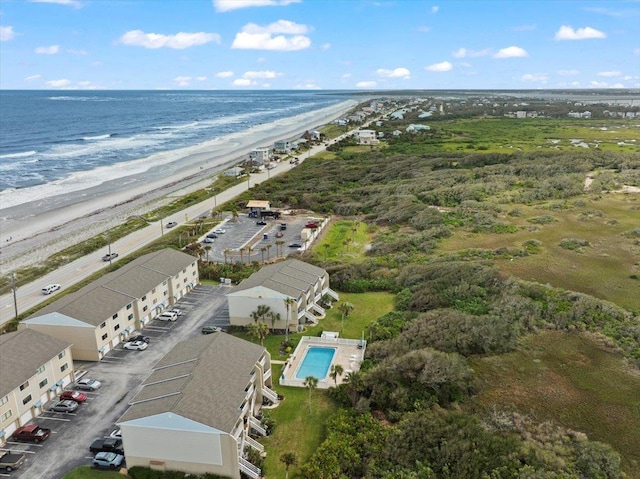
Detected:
[
  {"left": 123, "top": 340, "right": 148, "bottom": 351},
  {"left": 42, "top": 284, "right": 61, "bottom": 295}
]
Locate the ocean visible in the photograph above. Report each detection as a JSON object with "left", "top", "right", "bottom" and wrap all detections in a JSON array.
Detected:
[{"left": 0, "top": 90, "right": 353, "bottom": 210}]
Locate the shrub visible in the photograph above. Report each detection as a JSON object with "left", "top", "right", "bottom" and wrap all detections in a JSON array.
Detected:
[{"left": 559, "top": 238, "right": 590, "bottom": 250}]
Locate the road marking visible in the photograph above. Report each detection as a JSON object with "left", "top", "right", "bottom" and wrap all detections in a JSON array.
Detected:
[
  {"left": 37, "top": 416, "right": 71, "bottom": 422},
  {"left": 1, "top": 447, "right": 38, "bottom": 454}
]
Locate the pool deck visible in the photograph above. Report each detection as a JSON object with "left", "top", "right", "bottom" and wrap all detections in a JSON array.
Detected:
[{"left": 279, "top": 336, "right": 366, "bottom": 389}]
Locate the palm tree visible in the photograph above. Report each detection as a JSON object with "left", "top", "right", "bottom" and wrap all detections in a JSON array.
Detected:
[
  {"left": 338, "top": 302, "right": 354, "bottom": 332},
  {"left": 275, "top": 240, "right": 285, "bottom": 257},
  {"left": 283, "top": 297, "right": 296, "bottom": 342},
  {"left": 231, "top": 209, "right": 239, "bottom": 222},
  {"left": 250, "top": 305, "right": 271, "bottom": 323},
  {"left": 266, "top": 244, "right": 273, "bottom": 260},
  {"left": 343, "top": 371, "right": 364, "bottom": 408},
  {"left": 246, "top": 246, "right": 253, "bottom": 263},
  {"left": 248, "top": 320, "right": 269, "bottom": 346},
  {"left": 280, "top": 452, "right": 298, "bottom": 479},
  {"left": 329, "top": 364, "right": 344, "bottom": 386},
  {"left": 223, "top": 248, "right": 230, "bottom": 264},
  {"left": 303, "top": 376, "right": 318, "bottom": 412},
  {"left": 204, "top": 245, "right": 212, "bottom": 262},
  {"left": 268, "top": 311, "right": 281, "bottom": 332},
  {"left": 260, "top": 246, "right": 266, "bottom": 263},
  {"left": 239, "top": 247, "right": 244, "bottom": 264}
]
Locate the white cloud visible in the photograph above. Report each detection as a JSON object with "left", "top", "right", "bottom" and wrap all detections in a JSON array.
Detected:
[
  {"left": 425, "top": 61, "right": 453, "bottom": 72},
  {"left": 555, "top": 25, "right": 606, "bottom": 40},
  {"left": 35, "top": 45, "right": 60, "bottom": 54},
  {"left": 243, "top": 70, "right": 279, "bottom": 79},
  {"left": 610, "top": 83, "right": 625, "bottom": 88},
  {"left": 452, "top": 47, "right": 490, "bottom": 58},
  {"left": 635, "top": 48, "right": 640, "bottom": 55},
  {"left": 0, "top": 25, "right": 15, "bottom": 41},
  {"left": 174, "top": 76, "right": 192, "bottom": 86},
  {"left": 25, "top": 74, "right": 41, "bottom": 82},
  {"left": 296, "top": 83, "right": 321, "bottom": 90},
  {"left": 512, "top": 24, "right": 536, "bottom": 31},
  {"left": 558, "top": 69, "right": 579, "bottom": 76},
  {"left": 571, "top": 81, "right": 581, "bottom": 87},
  {"left": 257, "top": 57, "right": 266, "bottom": 63},
  {"left": 29, "top": 0, "right": 83, "bottom": 8},
  {"left": 356, "top": 81, "right": 377, "bottom": 88},
  {"left": 231, "top": 20, "right": 311, "bottom": 51},
  {"left": 321, "top": 43, "right": 331, "bottom": 50},
  {"left": 416, "top": 26, "right": 431, "bottom": 32},
  {"left": 493, "top": 46, "right": 528, "bottom": 58},
  {"left": 521, "top": 73, "right": 549, "bottom": 83},
  {"left": 213, "top": 0, "right": 300, "bottom": 12},
  {"left": 118, "top": 30, "right": 221, "bottom": 49},
  {"left": 67, "top": 48, "right": 87, "bottom": 55},
  {"left": 196, "top": 76, "right": 207, "bottom": 81},
  {"left": 377, "top": 67, "right": 411, "bottom": 79},
  {"left": 597, "top": 71, "right": 621, "bottom": 77},
  {"left": 91, "top": 61, "right": 102, "bottom": 67},
  {"left": 342, "top": 73, "right": 352, "bottom": 79},
  {"left": 589, "top": 80, "right": 608, "bottom": 87},
  {"left": 45, "top": 78, "right": 71, "bottom": 88},
  {"left": 216, "top": 71, "right": 234, "bottom": 78},
  {"left": 233, "top": 78, "right": 255, "bottom": 86},
  {"left": 431, "top": 5, "right": 439, "bottom": 13},
  {"left": 76, "top": 80, "right": 102, "bottom": 90}
]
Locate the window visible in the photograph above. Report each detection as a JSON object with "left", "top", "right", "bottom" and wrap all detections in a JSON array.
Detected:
[
  {"left": 100, "top": 322, "right": 106, "bottom": 329},
  {"left": 39, "top": 378, "right": 48, "bottom": 389},
  {"left": 22, "top": 395, "right": 32, "bottom": 406},
  {"left": 61, "top": 363, "right": 68, "bottom": 372},
  {"left": 128, "top": 314, "right": 134, "bottom": 321},
  {"left": 112, "top": 313, "right": 118, "bottom": 319},
  {"left": 19, "top": 381, "right": 29, "bottom": 391},
  {"left": 152, "top": 298, "right": 157, "bottom": 305},
  {"left": 0, "top": 396, "right": 8, "bottom": 406},
  {"left": 127, "top": 303, "right": 132, "bottom": 310},
  {"left": 193, "top": 271, "right": 196, "bottom": 276},
  {"left": 101, "top": 333, "right": 108, "bottom": 340},
  {"left": 143, "top": 306, "right": 148, "bottom": 312},
  {"left": 141, "top": 295, "right": 147, "bottom": 301},
  {"left": 0, "top": 410, "right": 11, "bottom": 422},
  {"left": 114, "top": 324, "right": 120, "bottom": 331},
  {"left": 152, "top": 288, "right": 156, "bottom": 294},
  {"left": 58, "top": 350, "right": 66, "bottom": 360},
  {"left": 37, "top": 365, "right": 46, "bottom": 374},
  {"left": 184, "top": 278, "right": 187, "bottom": 283},
  {"left": 183, "top": 268, "right": 187, "bottom": 273}
]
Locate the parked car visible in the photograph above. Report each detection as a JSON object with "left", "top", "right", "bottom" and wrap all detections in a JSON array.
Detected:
[
  {"left": 0, "top": 450, "right": 26, "bottom": 472},
  {"left": 109, "top": 428, "right": 122, "bottom": 439},
  {"left": 123, "top": 340, "right": 148, "bottom": 351},
  {"left": 279, "top": 223, "right": 287, "bottom": 230},
  {"left": 167, "top": 308, "right": 183, "bottom": 316},
  {"left": 289, "top": 242, "right": 303, "bottom": 248},
  {"left": 156, "top": 311, "right": 178, "bottom": 322},
  {"left": 203, "top": 237, "right": 215, "bottom": 244},
  {"left": 165, "top": 221, "right": 177, "bottom": 228},
  {"left": 201, "top": 325, "right": 222, "bottom": 335},
  {"left": 60, "top": 390, "right": 87, "bottom": 403},
  {"left": 305, "top": 222, "right": 319, "bottom": 229},
  {"left": 11, "top": 425, "right": 51, "bottom": 443},
  {"left": 129, "top": 334, "right": 150, "bottom": 343},
  {"left": 213, "top": 228, "right": 226, "bottom": 234},
  {"left": 76, "top": 378, "right": 101, "bottom": 391},
  {"left": 206, "top": 233, "right": 218, "bottom": 239},
  {"left": 102, "top": 252, "right": 118, "bottom": 262},
  {"left": 42, "top": 284, "right": 61, "bottom": 295},
  {"left": 90, "top": 438, "right": 124, "bottom": 455},
  {"left": 256, "top": 220, "right": 267, "bottom": 226},
  {"left": 92, "top": 451, "right": 125, "bottom": 469},
  {"left": 50, "top": 399, "right": 79, "bottom": 413}
]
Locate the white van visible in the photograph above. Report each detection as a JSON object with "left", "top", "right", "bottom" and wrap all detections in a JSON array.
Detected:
[
  {"left": 42, "top": 284, "right": 61, "bottom": 295},
  {"left": 156, "top": 311, "right": 178, "bottom": 322}
]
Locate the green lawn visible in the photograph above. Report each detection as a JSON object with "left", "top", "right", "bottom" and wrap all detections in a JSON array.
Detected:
[
  {"left": 470, "top": 331, "right": 640, "bottom": 478},
  {"left": 62, "top": 466, "right": 129, "bottom": 479}
]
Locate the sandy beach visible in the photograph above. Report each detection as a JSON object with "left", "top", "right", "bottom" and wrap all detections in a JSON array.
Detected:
[{"left": 0, "top": 99, "right": 358, "bottom": 273}]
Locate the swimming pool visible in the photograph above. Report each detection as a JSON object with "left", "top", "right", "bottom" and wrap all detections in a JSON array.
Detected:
[{"left": 295, "top": 346, "right": 336, "bottom": 380}]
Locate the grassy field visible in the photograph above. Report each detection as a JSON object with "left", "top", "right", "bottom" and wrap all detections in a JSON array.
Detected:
[
  {"left": 469, "top": 331, "right": 640, "bottom": 478},
  {"left": 439, "top": 193, "right": 640, "bottom": 311},
  {"left": 62, "top": 467, "right": 129, "bottom": 479},
  {"left": 311, "top": 219, "right": 371, "bottom": 264}
]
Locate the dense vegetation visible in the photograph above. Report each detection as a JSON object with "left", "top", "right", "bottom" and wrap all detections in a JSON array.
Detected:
[{"left": 238, "top": 115, "right": 639, "bottom": 478}]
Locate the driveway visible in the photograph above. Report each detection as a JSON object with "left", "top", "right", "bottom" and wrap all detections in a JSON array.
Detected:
[{"left": 7, "top": 284, "right": 230, "bottom": 479}]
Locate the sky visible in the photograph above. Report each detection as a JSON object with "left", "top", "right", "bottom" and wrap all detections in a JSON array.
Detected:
[{"left": 0, "top": 0, "right": 639, "bottom": 90}]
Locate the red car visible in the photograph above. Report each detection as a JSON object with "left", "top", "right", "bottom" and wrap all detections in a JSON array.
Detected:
[
  {"left": 60, "top": 390, "right": 87, "bottom": 403},
  {"left": 11, "top": 425, "right": 51, "bottom": 443},
  {"left": 305, "top": 222, "right": 318, "bottom": 229}
]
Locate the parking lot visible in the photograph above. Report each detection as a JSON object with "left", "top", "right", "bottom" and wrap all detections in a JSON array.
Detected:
[
  {"left": 4, "top": 284, "right": 230, "bottom": 479},
  {"left": 198, "top": 213, "right": 323, "bottom": 263}
]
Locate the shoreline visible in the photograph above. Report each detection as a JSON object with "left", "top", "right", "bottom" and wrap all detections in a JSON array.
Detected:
[{"left": 0, "top": 99, "right": 358, "bottom": 272}]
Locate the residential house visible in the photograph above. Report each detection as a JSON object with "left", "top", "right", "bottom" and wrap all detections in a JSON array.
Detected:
[
  {"left": 356, "top": 130, "right": 379, "bottom": 145},
  {"left": 249, "top": 147, "right": 271, "bottom": 166},
  {"left": 406, "top": 124, "right": 431, "bottom": 133},
  {"left": 117, "top": 333, "right": 277, "bottom": 479},
  {"left": 224, "top": 166, "right": 244, "bottom": 177},
  {"left": 273, "top": 140, "right": 291, "bottom": 154},
  {"left": 392, "top": 129, "right": 403, "bottom": 136},
  {"left": 0, "top": 329, "right": 73, "bottom": 445},
  {"left": 20, "top": 249, "right": 199, "bottom": 361},
  {"left": 227, "top": 259, "right": 339, "bottom": 330}
]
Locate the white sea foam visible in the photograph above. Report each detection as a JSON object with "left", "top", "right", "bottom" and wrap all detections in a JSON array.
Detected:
[
  {"left": 82, "top": 134, "right": 112, "bottom": 141},
  {"left": 0, "top": 150, "right": 37, "bottom": 159}
]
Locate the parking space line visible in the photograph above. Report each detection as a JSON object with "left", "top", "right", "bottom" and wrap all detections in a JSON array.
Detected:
[
  {"left": 37, "top": 416, "right": 71, "bottom": 422},
  {"left": 1, "top": 447, "right": 37, "bottom": 454}
]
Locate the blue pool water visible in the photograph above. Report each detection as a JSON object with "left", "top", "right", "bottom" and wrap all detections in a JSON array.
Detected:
[{"left": 295, "top": 347, "right": 336, "bottom": 380}]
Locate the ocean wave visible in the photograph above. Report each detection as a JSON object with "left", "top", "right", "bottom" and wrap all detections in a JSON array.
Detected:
[
  {"left": 81, "top": 134, "right": 114, "bottom": 141},
  {"left": 48, "top": 96, "right": 116, "bottom": 102},
  {"left": 0, "top": 150, "right": 37, "bottom": 159}
]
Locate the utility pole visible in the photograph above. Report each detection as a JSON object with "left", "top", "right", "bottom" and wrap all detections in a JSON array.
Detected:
[
  {"left": 10, "top": 272, "right": 18, "bottom": 319},
  {"left": 106, "top": 232, "right": 113, "bottom": 266}
]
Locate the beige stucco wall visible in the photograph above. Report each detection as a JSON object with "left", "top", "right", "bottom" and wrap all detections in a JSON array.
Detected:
[{"left": 19, "top": 323, "right": 99, "bottom": 361}]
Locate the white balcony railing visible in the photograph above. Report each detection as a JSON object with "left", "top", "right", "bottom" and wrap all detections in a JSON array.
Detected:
[
  {"left": 239, "top": 457, "right": 261, "bottom": 479},
  {"left": 249, "top": 417, "right": 267, "bottom": 436},
  {"left": 262, "top": 387, "right": 279, "bottom": 404}
]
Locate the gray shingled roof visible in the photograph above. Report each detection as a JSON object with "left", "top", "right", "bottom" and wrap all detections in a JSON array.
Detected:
[
  {"left": 118, "top": 334, "right": 265, "bottom": 433},
  {"left": 230, "top": 259, "right": 325, "bottom": 299},
  {"left": 0, "top": 329, "right": 72, "bottom": 397},
  {"left": 29, "top": 249, "right": 197, "bottom": 326}
]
